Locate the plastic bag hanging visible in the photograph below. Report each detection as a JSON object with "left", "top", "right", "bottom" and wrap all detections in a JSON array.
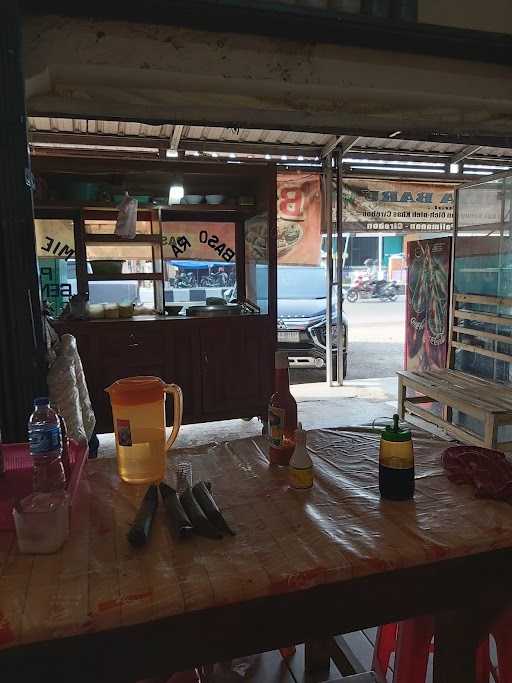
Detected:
[{"left": 115, "top": 192, "right": 138, "bottom": 238}]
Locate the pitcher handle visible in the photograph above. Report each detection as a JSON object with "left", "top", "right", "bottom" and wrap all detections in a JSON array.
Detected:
[{"left": 164, "top": 384, "right": 183, "bottom": 452}]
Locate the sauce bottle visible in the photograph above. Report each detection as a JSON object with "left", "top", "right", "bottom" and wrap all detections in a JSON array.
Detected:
[
  {"left": 268, "top": 351, "right": 297, "bottom": 466},
  {"left": 379, "top": 414, "right": 414, "bottom": 500},
  {"left": 289, "top": 424, "right": 313, "bottom": 489}
]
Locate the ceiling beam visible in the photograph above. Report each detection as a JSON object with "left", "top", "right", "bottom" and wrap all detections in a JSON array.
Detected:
[
  {"left": 322, "top": 135, "right": 359, "bottom": 158},
  {"left": 27, "top": 131, "right": 512, "bottom": 167},
  {"left": 29, "top": 131, "right": 169, "bottom": 149},
  {"left": 322, "top": 135, "right": 343, "bottom": 158},
  {"left": 169, "top": 124, "right": 184, "bottom": 151},
  {"left": 450, "top": 145, "right": 483, "bottom": 165},
  {"left": 179, "top": 139, "right": 321, "bottom": 157},
  {"left": 29, "top": 131, "right": 323, "bottom": 158}
]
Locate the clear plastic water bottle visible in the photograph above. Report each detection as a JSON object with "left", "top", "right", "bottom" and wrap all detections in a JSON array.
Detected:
[{"left": 28, "top": 398, "right": 66, "bottom": 493}]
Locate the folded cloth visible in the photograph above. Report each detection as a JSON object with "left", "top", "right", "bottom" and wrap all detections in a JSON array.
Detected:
[{"left": 442, "top": 445, "right": 512, "bottom": 501}]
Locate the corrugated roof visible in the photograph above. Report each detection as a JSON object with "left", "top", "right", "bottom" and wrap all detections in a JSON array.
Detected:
[{"left": 27, "top": 117, "right": 512, "bottom": 161}]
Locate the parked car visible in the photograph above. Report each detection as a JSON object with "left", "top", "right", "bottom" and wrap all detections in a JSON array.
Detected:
[
  {"left": 226, "top": 265, "right": 348, "bottom": 376},
  {"left": 275, "top": 266, "right": 348, "bottom": 377}
]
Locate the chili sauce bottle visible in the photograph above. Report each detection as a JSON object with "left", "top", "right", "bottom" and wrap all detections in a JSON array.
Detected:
[
  {"left": 268, "top": 351, "right": 297, "bottom": 466},
  {"left": 379, "top": 414, "right": 414, "bottom": 500}
]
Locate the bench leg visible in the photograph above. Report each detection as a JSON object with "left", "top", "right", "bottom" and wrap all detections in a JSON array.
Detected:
[
  {"left": 305, "top": 638, "right": 332, "bottom": 673},
  {"left": 398, "top": 378, "right": 406, "bottom": 420},
  {"left": 484, "top": 414, "right": 498, "bottom": 450}
]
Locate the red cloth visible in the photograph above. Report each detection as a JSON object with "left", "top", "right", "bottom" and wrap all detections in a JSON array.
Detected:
[
  {"left": 0, "top": 439, "right": 88, "bottom": 530},
  {"left": 442, "top": 445, "right": 512, "bottom": 501}
]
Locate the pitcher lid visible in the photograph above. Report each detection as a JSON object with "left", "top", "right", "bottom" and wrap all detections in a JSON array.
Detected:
[{"left": 106, "top": 376, "right": 166, "bottom": 406}]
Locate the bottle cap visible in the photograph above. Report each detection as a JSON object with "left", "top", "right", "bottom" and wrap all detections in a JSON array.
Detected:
[
  {"left": 295, "top": 422, "right": 307, "bottom": 443},
  {"left": 381, "top": 413, "right": 411, "bottom": 442},
  {"left": 275, "top": 351, "right": 289, "bottom": 369},
  {"left": 33, "top": 397, "right": 50, "bottom": 407}
]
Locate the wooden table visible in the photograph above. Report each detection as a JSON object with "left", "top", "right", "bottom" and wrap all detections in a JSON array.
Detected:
[{"left": 1, "top": 429, "right": 512, "bottom": 683}]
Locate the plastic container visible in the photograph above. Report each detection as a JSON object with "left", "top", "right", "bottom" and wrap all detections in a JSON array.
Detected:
[
  {"left": 106, "top": 377, "right": 183, "bottom": 484},
  {"left": 90, "top": 260, "right": 124, "bottom": 276},
  {"left": 13, "top": 492, "right": 69, "bottom": 554},
  {"left": 28, "top": 398, "right": 66, "bottom": 494},
  {"left": 103, "top": 303, "right": 120, "bottom": 319},
  {"left": 68, "top": 182, "right": 99, "bottom": 202}
]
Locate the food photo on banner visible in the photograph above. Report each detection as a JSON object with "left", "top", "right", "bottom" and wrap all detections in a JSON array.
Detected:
[{"left": 276, "top": 173, "right": 322, "bottom": 265}]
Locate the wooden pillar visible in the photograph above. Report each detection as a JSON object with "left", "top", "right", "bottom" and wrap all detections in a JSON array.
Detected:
[{"left": 0, "top": 1, "right": 46, "bottom": 441}]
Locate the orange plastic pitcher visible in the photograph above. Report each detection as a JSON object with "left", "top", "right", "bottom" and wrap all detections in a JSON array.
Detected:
[{"left": 106, "top": 376, "right": 183, "bottom": 484}]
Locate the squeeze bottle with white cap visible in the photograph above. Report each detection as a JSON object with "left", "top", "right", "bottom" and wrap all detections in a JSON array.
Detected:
[{"left": 289, "top": 424, "right": 313, "bottom": 490}]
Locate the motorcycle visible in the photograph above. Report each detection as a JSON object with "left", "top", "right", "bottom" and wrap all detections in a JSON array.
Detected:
[
  {"left": 175, "top": 272, "right": 197, "bottom": 288},
  {"left": 200, "top": 271, "right": 229, "bottom": 287},
  {"left": 346, "top": 276, "right": 398, "bottom": 302}
]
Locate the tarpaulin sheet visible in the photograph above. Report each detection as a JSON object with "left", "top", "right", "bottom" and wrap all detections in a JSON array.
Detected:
[{"left": 2, "top": 428, "right": 512, "bottom": 650}]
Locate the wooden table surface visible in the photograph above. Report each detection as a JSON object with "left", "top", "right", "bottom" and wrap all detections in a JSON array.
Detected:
[{"left": 1, "top": 428, "right": 512, "bottom": 683}]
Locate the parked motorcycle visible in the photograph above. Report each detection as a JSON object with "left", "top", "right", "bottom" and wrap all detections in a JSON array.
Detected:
[
  {"left": 175, "top": 272, "right": 197, "bottom": 288},
  {"left": 200, "top": 271, "right": 229, "bottom": 287},
  {"left": 346, "top": 276, "right": 398, "bottom": 302}
]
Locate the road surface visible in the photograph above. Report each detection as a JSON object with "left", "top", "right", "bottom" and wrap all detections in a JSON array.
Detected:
[{"left": 290, "top": 296, "right": 406, "bottom": 384}]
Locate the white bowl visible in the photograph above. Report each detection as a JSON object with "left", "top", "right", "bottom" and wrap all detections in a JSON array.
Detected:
[
  {"left": 205, "top": 194, "right": 225, "bottom": 205},
  {"left": 183, "top": 195, "right": 204, "bottom": 205}
]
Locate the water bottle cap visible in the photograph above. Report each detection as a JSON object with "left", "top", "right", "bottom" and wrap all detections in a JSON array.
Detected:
[{"left": 33, "top": 397, "right": 49, "bottom": 407}]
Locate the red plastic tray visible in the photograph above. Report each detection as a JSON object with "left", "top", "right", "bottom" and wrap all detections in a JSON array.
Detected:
[{"left": 0, "top": 439, "right": 88, "bottom": 531}]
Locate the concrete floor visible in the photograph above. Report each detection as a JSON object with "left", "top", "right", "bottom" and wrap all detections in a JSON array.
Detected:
[
  {"left": 98, "top": 376, "right": 398, "bottom": 454},
  {"left": 170, "top": 376, "right": 397, "bottom": 450}
]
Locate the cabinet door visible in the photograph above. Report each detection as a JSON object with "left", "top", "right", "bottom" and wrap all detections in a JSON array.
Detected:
[
  {"left": 93, "top": 326, "right": 166, "bottom": 433},
  {"left": 164, "top": 324, "right": 202, "bottom": 422},
  {"left": 200, "top": 319, "right": 273, "bottom": 418}
]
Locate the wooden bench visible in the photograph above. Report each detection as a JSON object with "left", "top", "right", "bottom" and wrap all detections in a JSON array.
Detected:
[{"left": 397, "top": 293, "right": 512, "bottom": 450}]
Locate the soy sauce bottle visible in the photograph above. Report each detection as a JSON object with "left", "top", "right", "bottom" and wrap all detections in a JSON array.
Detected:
[{"left": 379, "top": 414, "right": 414, "bottom": 500}]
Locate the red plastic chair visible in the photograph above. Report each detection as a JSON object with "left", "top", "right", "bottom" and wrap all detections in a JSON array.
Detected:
[{"left": 372, "top": 613, "right": 512, "bottom": 683}]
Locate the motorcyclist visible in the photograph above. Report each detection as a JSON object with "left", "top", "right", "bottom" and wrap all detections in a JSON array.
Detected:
[
  {"left": 364, "top": 258, "right": 386, "bottom": 298},
  {"left": 216, "top": 265, "right": 228, "bottom": 286}
]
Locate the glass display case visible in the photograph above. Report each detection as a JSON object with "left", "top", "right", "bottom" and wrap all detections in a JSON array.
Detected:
[
  {"left": 454, "top": 173, "right": 512, "bottom": 383},
  {"left": 453, "top": 172, "right": 512, "bottom": 438}
]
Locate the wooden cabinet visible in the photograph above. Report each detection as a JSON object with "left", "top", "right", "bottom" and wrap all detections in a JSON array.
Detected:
[
  {"left": 57, "top": 316, "right": 274, "bottom": 434},
  {"left": 200, "top": 318, "right": 273, "bottom": 418}
]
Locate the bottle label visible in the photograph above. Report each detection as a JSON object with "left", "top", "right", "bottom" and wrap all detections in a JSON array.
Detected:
[
  {"left": 29, "top": 426, "right": 61, "bottom": 454},
  {"left": 290, "top": 466, "right": 313, "bottom": 489},
  {"left": 116, "top": 419, "right": 132, "bottom": 447},
  {"left": 379, "top": 442, "right": 414, "bottom": 470},
  {"left": 268, "top": 406, "right": 286, "bottom": 447}
]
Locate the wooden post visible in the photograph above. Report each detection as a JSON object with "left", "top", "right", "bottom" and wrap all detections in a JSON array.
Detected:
[
  {"left": 484, "top": 413, "right": 498, "bottom": 449},
  {"left": 398, "top": 377, "right": 406, "bottom": 419},
  {"left": 434, "top": 610, "right": 480, "bottom": 683},
  {"left": 0, "top": 1, "right": 46, "bottom": 440},
  {"left": 305, "top": 638, "right": 332, "bottom": 673}
]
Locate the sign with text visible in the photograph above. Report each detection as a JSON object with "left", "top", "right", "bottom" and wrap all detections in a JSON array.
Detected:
[
  {"left": 161, "top": 222, "right": 236, "bottom": 262},
  {"left": 342, "top": 179, "right": 456, "bottom": 232},
  {"left": 277, "top": 172, "right": 321, "bottom": 265},
  {"left": 35, "top": 219, "right": 75, "bottom": 260}
]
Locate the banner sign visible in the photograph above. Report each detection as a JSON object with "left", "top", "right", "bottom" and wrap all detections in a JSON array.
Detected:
[
  {"left": 277, "top": 172, "right": 321, "bottom": 265},
  {"left": 342, "top": 179, "right": 456, "bottom": 232},
  {"left": 405, "top": 236, "right": 451, "bottom": 372},
  {"left": 162, "top": 222, "right": 236, "bottom": 262}
]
